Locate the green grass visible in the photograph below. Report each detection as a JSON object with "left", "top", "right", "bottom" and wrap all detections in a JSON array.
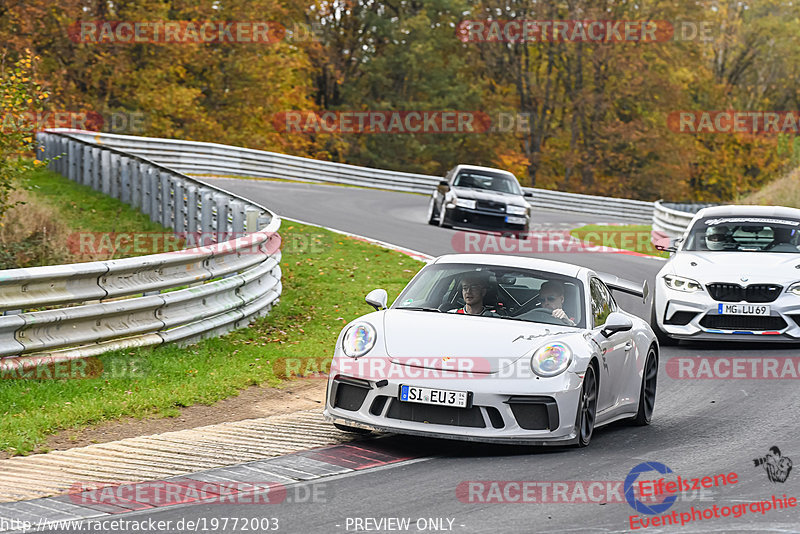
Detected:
[
  {"left": 0, "top": 220, "right": 423, "bottom": 455},
  {"left": 20, "top": 168, "right": 168, "bottom": 236},
  {"left": 570, "top": 224, "right": 669, "bottom": 258}
]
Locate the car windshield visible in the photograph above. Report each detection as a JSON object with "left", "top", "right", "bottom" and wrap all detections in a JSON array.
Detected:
[
  {"left": 393, "top": 263, "right": 585, "bottom": 328},
  {"left": 453, "top": 171, "right": 522, "bottom": 195},
  {"left": 683, "top": 216, "right": 800, "bottom": 253}
]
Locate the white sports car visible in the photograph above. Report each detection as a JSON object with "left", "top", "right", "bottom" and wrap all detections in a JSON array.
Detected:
[
  {"left": 323, "top": 254, "right": 658, "bottom": 447},
  {"left": 651, "top": 205, "right": 800, "bottom": 344}
]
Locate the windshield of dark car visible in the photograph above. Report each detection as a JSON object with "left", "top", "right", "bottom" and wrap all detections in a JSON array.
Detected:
[
  {"left": 393, "top": 263, "right": 585, "bottom": 328},
  {"left": 683, "top": 216, "right": 800, "bottom": 253},
  {"left": 453, "top": 171, "right": 522, "bottom": 195}
]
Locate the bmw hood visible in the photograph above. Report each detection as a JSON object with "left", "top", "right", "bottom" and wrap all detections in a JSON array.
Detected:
[
  {"left": 667, "top": 252, "right": 800, "bottom": 284},
  {"left": 451, "top": 187, "right": 528, "bottom": 208},
  {"left": 382, "top": 310, "right": 576, "bottom": 373}
]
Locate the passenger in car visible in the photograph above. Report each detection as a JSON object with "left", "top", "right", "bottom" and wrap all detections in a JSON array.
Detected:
[{"left": 539, "top": 281, "right": 576, "bottom": 326}]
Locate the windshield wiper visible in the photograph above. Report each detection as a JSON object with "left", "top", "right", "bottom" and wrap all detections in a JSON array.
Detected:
[{"left": 399, "top": 306, "right": 442, "bottom": 313}]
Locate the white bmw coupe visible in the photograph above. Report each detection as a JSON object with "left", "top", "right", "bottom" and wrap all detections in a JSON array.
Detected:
[
  {"left": 324, "top": 254, "right": 658, "bottom": 447},
  {"left": 651, "top": 205, "right": 800, "bottom": 344}
]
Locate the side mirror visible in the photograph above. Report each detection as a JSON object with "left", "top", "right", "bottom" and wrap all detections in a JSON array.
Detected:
[
  {"left": 642, "top": 280, "right": 650, "bottom": 304},
  {"left": 601, "top": 312, "right": 633, "bottom": 338},
  {"left": 437, "top": 180, "right": 450, "bottom": 194},
  {"left": 365, "top": 288, "right": 388, "bottom": 311},
  {"left": 523, "top": 191, "right": 533, "bottom": 197},
  {"left": 438, "top": 180, "right": 449, "bottom": 186}
]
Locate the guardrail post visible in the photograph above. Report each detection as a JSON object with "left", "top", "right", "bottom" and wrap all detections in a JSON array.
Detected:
[
  {"left": 131, "top": 161, "right": 142, "bottom": 209},
  {"left": 160, "top": 173, "right": 173, "bottom": 229},
  {"left": 120, "top": 158, "right": 132, "bottom": 205},
  {"left": 150, "top": 167, "right": 161, "bottom": 224},
  {"left": 230, "top": 200, "right": 245, "bottom": 234},
  {"left": 68, "top": 141, "right": 78, "bottom": 182},
  {"left": 200, "top": 188, "right": 214, "bottom": 237},
  {"left": 91, "top": 147, "right": 101, "bottom": 189},
  {"left": 82, "top": 143, "right": 92, "bottom": 186},
  {"left": 245, "top": 209, "right": 259, "bottom": 233},
  {"left": 140, "top": 164, "right": 151, "bottom": 217},
  {"left": 101, "top": 150, "right": 111, "bottom": 195},
  {"left": 173, "top": 180, "right": 186, "bottom": 232},
  {"left": 110, "top": 153, "right": 121, "bottom": 199},
  {"left": 186, "top": 185, "right": 198, "bottom": 234},
  {"left": 214, "top": 193, "right": 230, "bottom": 241}
]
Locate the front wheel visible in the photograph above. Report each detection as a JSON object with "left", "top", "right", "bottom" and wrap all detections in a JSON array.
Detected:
[
  {"left": 630, "top": 346, "right": 658, "bottom": 426},
  {"left": 427, "top": 197, "right": 439, "bottom": 225},
  {"left": 439, "top": 203, "right": 452, "bottom": 228},
  {"left": 649, "top": 303, "right": 678, "bottom": 346},
  {"left": 576, "top": 364, "right": 598, "bottom": 447}
]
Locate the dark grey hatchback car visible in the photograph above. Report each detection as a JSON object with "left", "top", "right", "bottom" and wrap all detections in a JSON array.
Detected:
[{"left": 428, "top": 164, "right": 532, "bottom": 237}]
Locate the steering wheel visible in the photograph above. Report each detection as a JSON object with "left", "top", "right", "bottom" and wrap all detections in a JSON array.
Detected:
[{"left": 526, "top": 307, "right": 574, "bottom": 326}]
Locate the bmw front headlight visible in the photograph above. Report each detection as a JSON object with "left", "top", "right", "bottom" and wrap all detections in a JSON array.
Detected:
[
  {"left": 530, "top": 343, "right": 573, "bottom": 377},
  {"left": 454, "top": 198, "right": 476, "bottom": 209},
  {"left": 341, "top": 323, "right": 376, "bottom": 358},
  {"left": 506, "top": 205, "right": 528, "bottom": 216},
  {"left": 663, "top": 274, "right": 703, "bottom": 293},
  {"left": 788, "top": 282, "right": 800, "bottom": 297}
]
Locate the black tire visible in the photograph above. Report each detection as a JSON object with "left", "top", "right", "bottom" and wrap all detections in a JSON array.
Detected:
[
  {"left": 649, "top": 303, "right": 678, "bottom": 346},
  {"left": 438, "top": 203, "right": 452, "bottom": 228},
  {"left": 576, "top": 364, "right": 598, "bottom": 447},
  {"left": 333, "top": 423, "right": 373, "bottom": 435},
  {"left": 427, "top": 197, "right": 439, "bottom": 225},
  {"left": 631, "top": 346, "right": 658, "bottom": 426}
]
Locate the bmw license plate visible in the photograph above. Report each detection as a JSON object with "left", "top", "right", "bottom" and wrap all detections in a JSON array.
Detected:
[
  {"left": 399, "top": 385, "right": 469, "bottom": 408},
  {"left": 505, "top": 216, "right": 526, "bottom": 224},
  {"left": 718, "top": 304, "right": 770, "bottom": 316}
]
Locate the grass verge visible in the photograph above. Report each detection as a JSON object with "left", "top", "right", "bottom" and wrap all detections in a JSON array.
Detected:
[
  {"left": 570, "top": 224, "right": 669, "bottom": 258},
  {"left": 0, "top": 219, "right": 423, "bottom": 455}
]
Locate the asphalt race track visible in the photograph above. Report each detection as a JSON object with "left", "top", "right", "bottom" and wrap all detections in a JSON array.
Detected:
[{"left": 44, "top": 179, "right": 800, "bottom": 533}]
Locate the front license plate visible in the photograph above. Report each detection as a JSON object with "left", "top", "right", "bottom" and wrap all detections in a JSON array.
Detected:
[
  {"left": 505, "top": 216, "right": 526, "bottom": 224},
  {"left": 399, "top": 385, "right": 469, "bottom": 408},
  {"left": 717, "top": 303, "right": 771, "bottom": 316}
]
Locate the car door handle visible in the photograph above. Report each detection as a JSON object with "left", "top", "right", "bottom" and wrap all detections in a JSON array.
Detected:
[{"left": 624, "top": 340, "right": 634, "bottom": 351}]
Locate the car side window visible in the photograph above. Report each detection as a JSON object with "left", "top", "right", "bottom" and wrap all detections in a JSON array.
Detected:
[{"left": 590, "top": 278, "right": 613, "bottom": 327}]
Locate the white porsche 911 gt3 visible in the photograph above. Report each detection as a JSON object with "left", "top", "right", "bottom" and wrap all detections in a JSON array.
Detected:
[
  {"left": 323, "top": 254, "right": 658, "bottom": 447},
  {"left": 651, "top": 205, "right": 800, "bottom": 344}
]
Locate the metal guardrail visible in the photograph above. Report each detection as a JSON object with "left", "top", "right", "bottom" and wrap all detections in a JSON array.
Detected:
[
  {"left": 652, "top": 200, "right": 717, "bottom": 239},
  {"left": 0, "top": 132, "right": 282, "bottom": 366},
  {"left": 56, "top": 130, "right": 655, "bottom": 222}
]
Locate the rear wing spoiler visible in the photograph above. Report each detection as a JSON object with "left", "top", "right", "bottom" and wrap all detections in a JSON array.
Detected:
[{"left": 598, "top": 273, "right": 650, "bottom": 303}]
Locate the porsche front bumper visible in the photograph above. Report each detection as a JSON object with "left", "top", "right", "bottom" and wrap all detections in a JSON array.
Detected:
[{"left": 323, "top": 368, "right": 585, "bottom": 445}]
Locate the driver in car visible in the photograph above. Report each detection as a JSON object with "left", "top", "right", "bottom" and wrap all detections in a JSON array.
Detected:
[
  {"left": 450, "top": 272, "right": 498, "bottom": 316},
  {"left": 539, "top": 281, "right": 576, "bottom": 326},
  {"left": 705, "top": 225, "right": 732, "bottom": 250}
]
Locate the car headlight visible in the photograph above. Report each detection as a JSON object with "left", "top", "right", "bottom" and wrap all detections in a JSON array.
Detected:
[
  {"left": 530, "top": 343, "right": 573, "bottom": 377},
  {"left": 788, "top": 282, "right": 800, "bottom": 297},
  {"left": 454, "top": 198, "right": 476, "bottom": 209},
  {"left": 663, "top": 274, "right": 703, "bottom": 292},
  {"left": 506, "top": 205, "right": 527, "bottom": 216},
  {"left": 341, "top": 323, "right": 376, "bottom": 358}
]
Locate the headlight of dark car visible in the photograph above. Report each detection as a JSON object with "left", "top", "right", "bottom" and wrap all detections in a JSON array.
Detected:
[
  {"left": 454, "top": 198, "right": 476, "bottom": 209},
  {"left": 506, "top": 205, "right": 527, "bottom": 216}
]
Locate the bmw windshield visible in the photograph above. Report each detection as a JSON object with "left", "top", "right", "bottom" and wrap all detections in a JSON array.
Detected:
[
  {"left": 453, "top": 171, "right": 523, "bottom": 195},
  {"left": 393, "top": 263, "right": 585, "bottom": 328},
  {"left": 683, "top": 216, "right": 800, "bottom": 253}
]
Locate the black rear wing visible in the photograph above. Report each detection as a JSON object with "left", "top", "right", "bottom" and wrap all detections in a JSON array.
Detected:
[{"left": 598, "top": 273, "right": 650, "bottom": 303}]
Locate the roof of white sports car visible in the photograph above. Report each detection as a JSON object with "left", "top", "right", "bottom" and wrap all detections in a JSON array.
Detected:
[
  {"left": 695, "top": 204, "right": 800, "bottom": 219},
  {"left": 432, "top": 254, "right": 584, "bottom": 277}
]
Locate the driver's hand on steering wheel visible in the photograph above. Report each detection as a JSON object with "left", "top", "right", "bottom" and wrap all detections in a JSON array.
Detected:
[{"left": 551, "top": 308, "right": 575, "bottom": 326}]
